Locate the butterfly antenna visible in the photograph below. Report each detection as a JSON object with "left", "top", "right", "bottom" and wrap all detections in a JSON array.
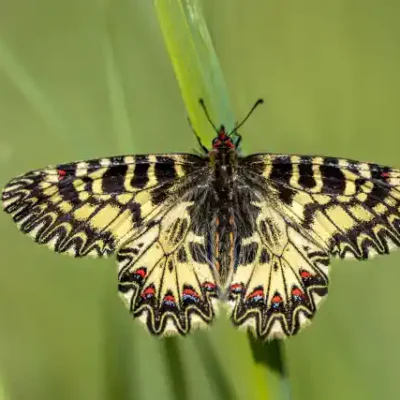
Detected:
[
  {"left": 230, "top": 99, "right": 264, "bottom": 135},
  {"left": 187, "top": 117, "right": 208, "bottom": 154},
  {"left": 199, "top": 99, "right": 218, "bottom": 132}
]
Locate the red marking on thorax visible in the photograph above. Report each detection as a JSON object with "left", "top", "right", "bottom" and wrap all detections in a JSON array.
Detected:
[{"left": 212, "top": 126, "right": 236, "bottom": 150}]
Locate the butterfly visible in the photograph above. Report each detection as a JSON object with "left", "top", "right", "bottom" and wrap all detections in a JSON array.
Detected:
[{"left": 2, "top": 98, "right": 400, "bottom": 340}]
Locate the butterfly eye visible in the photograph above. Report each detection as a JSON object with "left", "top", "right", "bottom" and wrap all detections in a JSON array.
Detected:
[{"left": 225, "top": 140, "right": 235, "bottom": 149}]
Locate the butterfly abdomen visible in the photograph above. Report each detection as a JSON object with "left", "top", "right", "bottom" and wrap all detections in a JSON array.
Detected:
[{"left": 213, "top": 208, "right": 236, "bottom": 288}]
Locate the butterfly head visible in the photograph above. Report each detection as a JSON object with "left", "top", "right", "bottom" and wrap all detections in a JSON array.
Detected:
[
  {"left": 197, "top": 98, "right": 264, "bottom": 154},
  {"left": 212, "top": 126, "right": 236, "bottom": 150}
]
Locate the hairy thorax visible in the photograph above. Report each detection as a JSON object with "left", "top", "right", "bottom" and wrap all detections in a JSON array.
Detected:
[{"left": 209, "top": 147, "right": 238, "bottom": 203}]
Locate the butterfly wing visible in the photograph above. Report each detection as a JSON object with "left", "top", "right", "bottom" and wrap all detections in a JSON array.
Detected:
[
  {"left": 243, "top": 154, "right": 400, "bottom": 259},
  {"left": 1, "top": 154, "right": 205, "bottom": 257},
  {"left": 117, "top": 197, "right": 219, "bottom": 336},
  {"left": 2, "top": 153, "right": 220, "bottom": 335},
  {"left": 228, "top": 154, "right": 400, "bottom": 340}
]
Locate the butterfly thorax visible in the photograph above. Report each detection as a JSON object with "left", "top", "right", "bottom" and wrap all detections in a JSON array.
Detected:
[
  {"left": 208, "top": 131, "right": 239, "bottom": 288},
  {"left": 209, "top": 147, "right": 238, "bottom": 200}
]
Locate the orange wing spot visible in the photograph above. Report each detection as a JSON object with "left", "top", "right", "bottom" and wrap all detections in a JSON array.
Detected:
[
  {"left": 202, "top": 281, "right": 217, "bottom": 292},
  {"left": 214, "top": 231, "right": 220, "bottom": 259},
  {"left": 291, "top": 288, "right": 304, "bottom": 297},
  {"left": 141, "top": 286, "right": 155, "bottom": 298},
  {"left": 300, "top": 271, "right": 312, "bottom": 279},
  {"left": 215, "top": 260, "right": 220, "bottom": 272},
  {"left": 230, "top": 283, "right": 244, "bottom": 294},
  {"left": 57, "top": 169, "right": 67, "bottom": 181},
  {"left": 182, "top": 288, "right": 200, "bottom": 298},
  {"left": 247, "top": 288, "right": 264, "bottom": 300},
  {"left": 134, "top": 268, "right": 146, "bottom": 278},
  {"left": 163, "top": 295, "right": 176, "bottom": 303},
  {"left": 272, "top": 295, "right": 283, "bottom": 303},
  {"left": 229, "top": 231, "right": 234, "bottom": 264}
]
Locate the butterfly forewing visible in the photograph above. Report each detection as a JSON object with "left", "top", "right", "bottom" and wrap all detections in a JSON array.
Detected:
[
  {"left": 242, "top": 154, "right": 400, "bottom": 259},
  {"left": 2, "top": 154, "right": 204, "bottom": 258}
]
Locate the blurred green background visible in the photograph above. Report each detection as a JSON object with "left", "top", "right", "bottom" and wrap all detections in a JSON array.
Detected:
[{"left": 1, "top": 1, "right": 400, "bottom": 399}]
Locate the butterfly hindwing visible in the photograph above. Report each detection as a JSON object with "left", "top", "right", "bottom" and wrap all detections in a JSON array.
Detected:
[
  {"left": 228, "top": 199, "right": 329, "bottom": 339},
  {"left": 117, "top": 200, "right": 219, "bottom": 335},
  {"left": 2, "top": 154, "right": 205, "bottom": 257}
]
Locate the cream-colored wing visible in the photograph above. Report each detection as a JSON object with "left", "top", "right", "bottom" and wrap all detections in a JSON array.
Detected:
[
  {"left": 117, "top": 200, "right": 219, "bottom": 336},
  {"left": 2, "top": 154, "right": 204, "bottom": 257}
]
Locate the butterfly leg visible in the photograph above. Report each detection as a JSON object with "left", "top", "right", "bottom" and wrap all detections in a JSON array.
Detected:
[{"left": 233, "top": 132, "right": 242, "bottom": 149}]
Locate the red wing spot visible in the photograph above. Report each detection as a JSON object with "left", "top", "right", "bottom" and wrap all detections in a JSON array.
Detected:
[
  {"left": 300, "top": 271, "right": 312, "bottom": 279},
  {"left": 57, "top": 169, "right": 67, "bottom": 180},
  {"left": 382, "top": 172, "right": 390, "bottom": 178},
  {"left": 183, "top": 288, "right": 200, "bottom": 298},
  {"left": 202, "top": 282, "right": 217, "bottom": 292},
  {"left": 134, "top": 268, "right": 146, "bottom": 278},
  {"left": 141, "top": 286, "right": 155, "bottom": 298},
  {"left": 164, "top": 295, "right": 176, "bottom": 303},
  {"left": 292, "top": 288, "right": 304, "bottom": 297},
  {"left": 230, "top": 283, "right": 243, "bottom": 292},
  {"left": 272, "top": 295, "right": 283, "bottom": 303},
  {"left": 247, "top": 289, "right": 264, "bottom": 300}
]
